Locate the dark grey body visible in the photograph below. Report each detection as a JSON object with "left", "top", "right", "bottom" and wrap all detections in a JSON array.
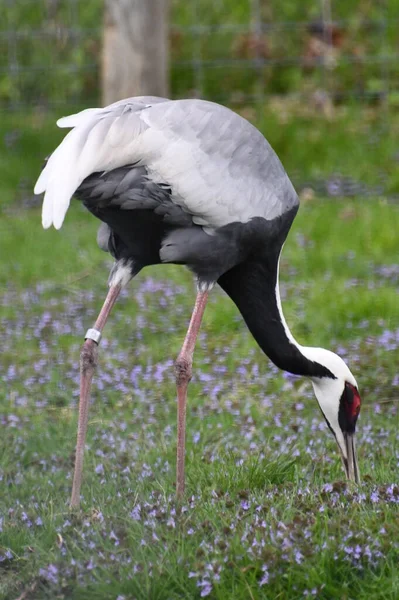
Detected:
[
  {"left": 75, "top": 165, "right": 332, "bottom": 379},
  {"left": 76, "top": 164, "right": 291, "bottom": 282}
]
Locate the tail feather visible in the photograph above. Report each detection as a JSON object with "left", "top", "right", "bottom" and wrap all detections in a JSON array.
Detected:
[
  {"left": 34, "top": 98, "right": 163, "bottom": 230},
  {"left": 34, "top": 106, "right": 145, "bottom": 230},
  {"left": 57, "top": 108, "right": 103, "bottom": 129},
  {"left": 38, "top": 123, "right": 95, "bottom": 229}
]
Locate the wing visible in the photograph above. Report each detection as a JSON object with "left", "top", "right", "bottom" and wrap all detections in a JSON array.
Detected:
[
  {"left": 75, "top": 164, "right": 193, "bottom": 227},
  {"left": 140, "top": 100, "right": 299, "bottom": 230},
  {"left": 35, "top": 96, "right": 170, "bottom": 230},
  {"left": 34, "top": 96, "right": 299, "bottom": 231}
]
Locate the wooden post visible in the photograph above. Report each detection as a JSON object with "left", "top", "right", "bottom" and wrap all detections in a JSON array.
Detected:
[{"left": 102, "top": 0, "right": 169, "bottom": 106}]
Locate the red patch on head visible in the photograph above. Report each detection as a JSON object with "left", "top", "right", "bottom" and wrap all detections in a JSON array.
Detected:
[{"left": 345, "top": 382, "right": 361, "bottom": 422}]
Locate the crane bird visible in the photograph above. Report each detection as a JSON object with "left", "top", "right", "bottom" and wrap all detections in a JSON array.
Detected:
[{"left": 34, "top": 96, "right": 361, "bottom": 507}]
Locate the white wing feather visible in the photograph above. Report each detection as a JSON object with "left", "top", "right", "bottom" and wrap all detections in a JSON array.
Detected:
[
  {"left": 56, "top": 108, "right": 104, "bottom": 129},
  {"left": 34, "top": 97, "right": 298, "bottom": 230},
  {"left": 36, "top": 106, "right": 149, "bottom": 229}
]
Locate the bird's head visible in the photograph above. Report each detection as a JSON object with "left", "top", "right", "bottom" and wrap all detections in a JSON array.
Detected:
[{"left": 308, "top": 349, "right": 361, "bottom": 483}]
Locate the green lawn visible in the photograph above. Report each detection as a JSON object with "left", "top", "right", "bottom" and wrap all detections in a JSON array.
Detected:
[{"left": 0, "top": 105, "right": 398, "bottom": 599}]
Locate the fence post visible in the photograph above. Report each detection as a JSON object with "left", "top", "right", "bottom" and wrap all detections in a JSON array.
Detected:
[{"left": 102, "top": 0, "right": 169, "bottom": 105}]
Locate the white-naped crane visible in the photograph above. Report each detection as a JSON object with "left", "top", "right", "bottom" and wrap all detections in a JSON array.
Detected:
[{"left": 34, "top": 96, "right": 361, "bottom": 507}]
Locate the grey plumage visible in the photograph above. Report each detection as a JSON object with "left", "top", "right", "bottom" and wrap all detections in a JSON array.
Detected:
[
  {"left": 34, "top": 95, "right": 303, "bottom": 284},
  {"left": 96, "top": 222, "right": 112, "bottom": 252},
  {"left": 36, "top": 96, "right": 299, "bottom": 232}
]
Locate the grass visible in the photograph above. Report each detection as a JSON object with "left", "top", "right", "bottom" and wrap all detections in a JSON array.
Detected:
[{"left": 0, "top": 104, "right": 398, "bottom": 599}]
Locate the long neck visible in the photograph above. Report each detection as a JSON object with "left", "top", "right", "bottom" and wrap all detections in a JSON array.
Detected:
[{"left": 218, "top": 253, "right": 333, "bottom": 378}]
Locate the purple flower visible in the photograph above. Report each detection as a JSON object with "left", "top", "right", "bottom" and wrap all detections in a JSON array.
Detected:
[
  {"left": 192, "top": 432, "right": 201, "bottom": 444},
  {"left": 39, "top": 564, "right": 59, "bottom": 585},
  {"left": 323, "top": 483, "right": 333, "bottom": 493},
  {"left": 130, "top": 505, "right": 141, "bottom": 521},
  {"left": 0, "top": 550, "right": 13, "bottom": 562},
  {"left": 370, "top": 491, "right": 379, "bottom": 503},
  {"left": 197, "top": 579, "right": 212, "bottom": 597},
  {"left": 95, "top": 463, "right": 104, "bottom": 475},
  {"left": 294, "top": 549, "right": 303, "bottom": 564},
  {"left": 167, "top": 517, "right": 176, "bottom": 528},
  {"left": 109, "top": 530, "right": 119, "bottom": 546}
]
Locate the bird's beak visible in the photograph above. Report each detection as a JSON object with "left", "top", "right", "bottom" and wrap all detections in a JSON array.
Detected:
[{"left": 339, "top": 432, "right": 360, "bottom": 483}]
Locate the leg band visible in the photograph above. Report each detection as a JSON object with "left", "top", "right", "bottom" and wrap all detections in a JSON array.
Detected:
[{"left": 85, "top": 328, "right": 102, "bottom": 345}]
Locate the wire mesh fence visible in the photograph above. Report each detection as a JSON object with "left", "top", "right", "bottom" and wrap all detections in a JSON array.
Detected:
[
  {"left": 1, "top": 0, "right": 396, "bottom": 110},
  {"left": 0, "top": 0, "right": 397, "bottom": 199}
]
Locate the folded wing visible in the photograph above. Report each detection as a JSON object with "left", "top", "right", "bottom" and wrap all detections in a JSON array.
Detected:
[{"left": 34, "top": 97, "right": 298, "bottom": 231}]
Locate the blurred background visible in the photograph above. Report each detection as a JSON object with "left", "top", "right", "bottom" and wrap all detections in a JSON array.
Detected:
[{"left": 1, "top": 0, "right": 398, "bottom": 201}]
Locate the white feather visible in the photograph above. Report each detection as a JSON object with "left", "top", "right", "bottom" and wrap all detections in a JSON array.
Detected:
[
  {"left": 33, "top": 171, "right": 47, "bottom": 195},
  {"left": 57, "top": 108, "right": 104, "bottom": 129},
  {"left": 40, "top": 122, "right": 96, "bottom": 229}
]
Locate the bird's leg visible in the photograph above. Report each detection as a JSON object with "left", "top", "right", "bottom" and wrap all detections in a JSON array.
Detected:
[
  {"left": 175, "top": 283, "right": 211, "bottom": 497},
  {"left": 70, "top": 283, "right": 122, "bottom": 508}
]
